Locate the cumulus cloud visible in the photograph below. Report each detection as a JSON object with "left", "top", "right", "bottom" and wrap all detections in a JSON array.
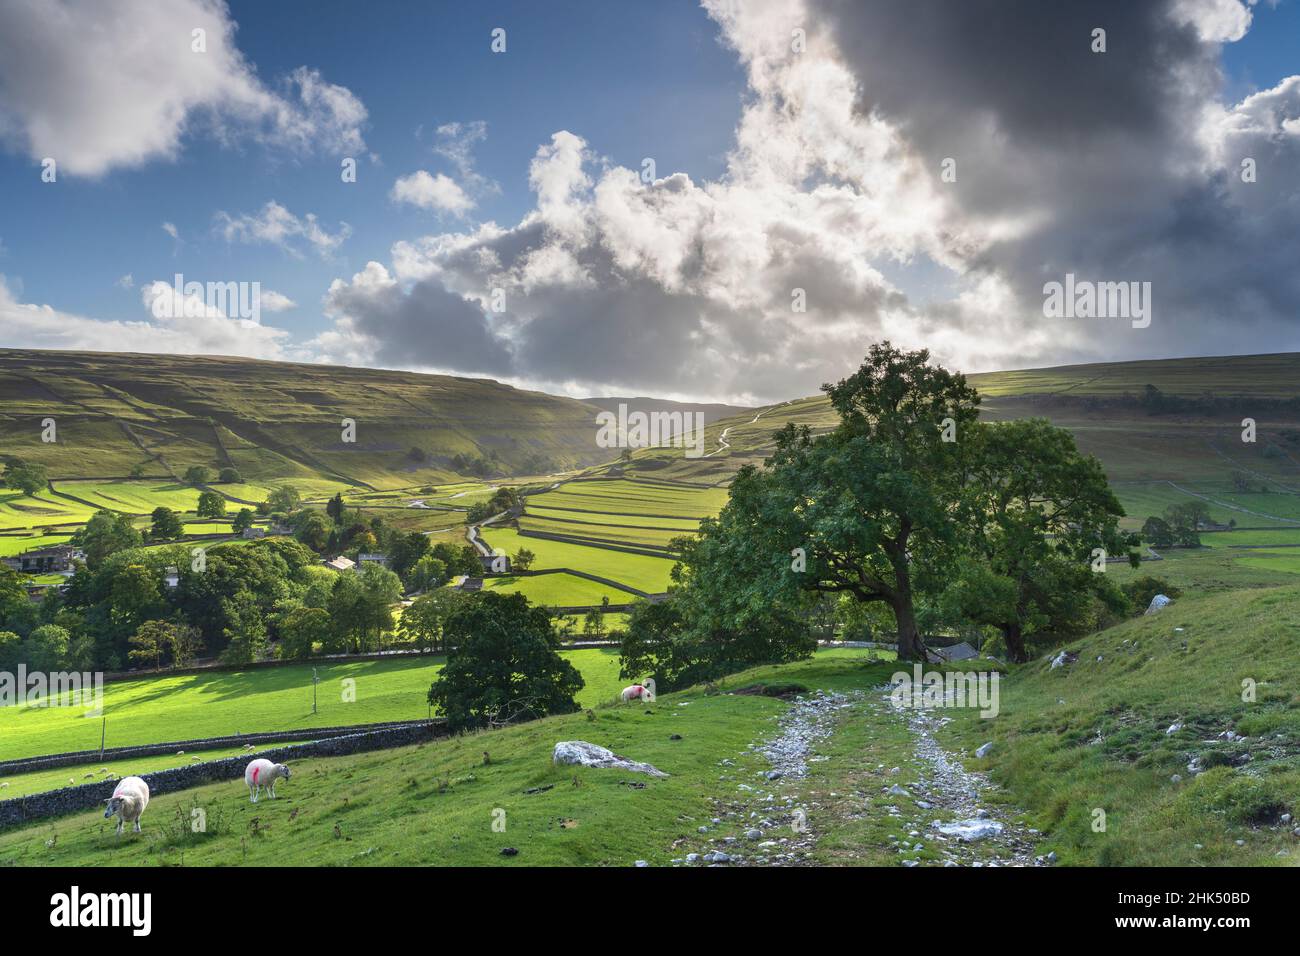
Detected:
[
  {"left": 0, "top": 276, "right": 288, "bottom": 358},
  {"left": 215, "top": 200, "right": 351, "bottom": 258},
  {"left": 313, "top": 262, "right": 513, "bottom": 375},
  {"left": 0, "top": 0, "right": 367, "bottom": 177},
  {"left": 260, "top": 290, "right": 297, "bottom": 312},
  {"left": 391, "top": 170, "right": 474, "bottom": 216}
]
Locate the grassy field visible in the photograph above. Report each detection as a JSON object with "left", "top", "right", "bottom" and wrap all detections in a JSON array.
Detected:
[
  {"left": 0, "top": 649, "right": 628, "bottom": 762},
  {"left": 0, "top": 649, "right": 885, "bottom": 867},
  {"left": 479, "top": 526, "right": 675, "bottom": 594},
  {"left": 479, "top": 573, "right": 641, "bottom": 605}
]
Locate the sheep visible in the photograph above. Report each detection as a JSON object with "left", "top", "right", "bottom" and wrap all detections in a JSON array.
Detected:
[
  {"left": 244, "top": 759, "right": 291, "bottom": 803},
  {"left": 0, "top": 782, "right": 9, "bottom": 789},
  {"left": 191, "top": 755, "right": 202, "bottom": 763},
  {"left": 620, "top": 684, "right": 654, "bottom": 703},
  {"left": 103, "top": 776, "right": 150, "bottom": 835}
]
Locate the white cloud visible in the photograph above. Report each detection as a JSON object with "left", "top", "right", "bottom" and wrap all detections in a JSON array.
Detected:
[
  {"left": 215, "top": 200, "right": 350, "bottom": 258},
  {"left": 0, "top": 0, "right": 367, "bottom": 177},
  {"left": 162, "top": 222, "right": 180, "bottom": 241},
  {"left": 0, "top": 276, "right": 288, "bottom": 358},
  {"left": 260, "top": 289, "right": 297, "bottom": 312},
  {"left": 391, "top": 170, "right": 474, "bottom": 216},
  {"left": 115, "top": 274, "right": 134, "bottom": 289}
]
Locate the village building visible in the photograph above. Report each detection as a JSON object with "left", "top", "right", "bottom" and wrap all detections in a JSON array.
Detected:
[
  {"left": 325, "top": 555, "right": 356, "bottom": 572},
  {"left": 357, "top": 552, "right": 388, "bottom": 567},
  {"left": 1, "top": 544, "right": 85, "bottom": 574}
]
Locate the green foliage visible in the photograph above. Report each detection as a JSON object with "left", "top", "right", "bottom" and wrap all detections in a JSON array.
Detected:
[
  {"left": 196, "top": 491, "right": 226, "bottom": 519},
  {"left": 267, "top": 485, "right": 302, "bottom": 514},
  {"left": 277, "top": 606, "right": 331, "bottom": 660},
  {"left": 232, "top": 508, "right": 255, "bottom": 533},
  {"left": 511, "top": 547, "right": 536, "bottom": 571},
  {"left": 72, "top": 510, "right": 142, "bottom": 567},
  {"left": 217, "top": 467, "right": 242, "bottom": 483},
  {"left": 183, "top": 465, "right": 211, "bottom": 486},
  {"left": 220, "top": 589, "right": 267, "bottom": 664},
  {"left": 1121, "top": 575, "right": 1183, "bottom": 614},
  {"left": 3, "top": 459, "right": 48, "bottom": 495},
  {"left": 398, "top": 589, "right": 468, "bottom": 653},
  {"left": 150, "top": 506, "right": 184, "bottom": 542},
  {"left": 428, "top": 591, "right": 584, "bottom": 731}
]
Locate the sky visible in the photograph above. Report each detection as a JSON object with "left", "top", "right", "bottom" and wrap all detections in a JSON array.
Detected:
[{"left": 0, "top": 0, "right": 1297, "bottom": 404}]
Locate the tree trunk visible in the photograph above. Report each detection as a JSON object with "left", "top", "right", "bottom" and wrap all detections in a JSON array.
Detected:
[
  {"left": 1002, "top": 622, "right": 1028, "bottom": 664},
  {"left": 893, "top": 596, "right": 928, "bottom": 661}
]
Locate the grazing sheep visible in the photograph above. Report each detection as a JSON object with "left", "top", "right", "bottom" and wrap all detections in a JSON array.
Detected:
[
  {"left": 620, "top": 684, "right": 653, "bottom": 703},
  {"left": 1, "top": 782, "right": 9, "bottom": 789},
  {"left": 104, "top": 776, "right": 150, "bottom": 835},
  {"left": 244, "top": 759, "right": 291, "bottom": 803},
  {"left": 191, "top": 755, "right": 202, "bottom": 762}
]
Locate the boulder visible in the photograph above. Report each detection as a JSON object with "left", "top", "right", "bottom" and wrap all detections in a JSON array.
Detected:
[
  {"left": 1144, "top": 594, "right": 1172, "bottom": 615},
  {"left": 1049, "top": 650, "right": 1079, "bottom": 670},
  {"left": 932, "top": 818, "right": 1004, "bottom": 842},
  {"left": 552, "top": 740, "right": 669, "bottom": 777}
]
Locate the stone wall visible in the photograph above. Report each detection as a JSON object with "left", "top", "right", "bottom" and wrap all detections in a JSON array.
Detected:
[
  {"left": 0, "top": 721, "right": 442, "bottom": 831},
  {"left": 0, "top": 718, "right": 443, "bottom": 776}
]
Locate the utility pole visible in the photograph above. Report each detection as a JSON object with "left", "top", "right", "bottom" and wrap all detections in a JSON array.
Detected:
[{"left": 312, "top": 667, "right": 319, "bottom": 715}]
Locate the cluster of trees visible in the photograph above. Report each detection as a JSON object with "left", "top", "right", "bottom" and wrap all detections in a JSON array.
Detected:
[
  {"left": 0, "top": 536, "right": 413, "bottom": 671},
  {"left": 450, "top": 450, "right": 506, "bottom": 478},
  {"left": 3, "top": 458, "right": 49, "bottom": 495},
  {"left": 1141, "top": 501, "right": 1213, "bottom": 549},
  {"left": 465, "top": 486, "right": 524, "bottom": 524},
  {"left": 621, "top": 344, "right": 1140, "bottom": 687}
]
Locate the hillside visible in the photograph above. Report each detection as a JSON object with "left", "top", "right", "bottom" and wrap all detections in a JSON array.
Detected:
[
  {"left": 5, "top": 587, "right": 1298, "bottom": 867},
  {"left": 0, "top": 350, "right": 611, "bottom": 490}
]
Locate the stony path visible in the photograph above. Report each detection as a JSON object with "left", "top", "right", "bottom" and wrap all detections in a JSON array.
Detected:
[
  {"left": 672, "top": 689, "right": 859, "bottom": 866},
  {"left": 886, "top": 701, "right": 1045, "bottom": 867}
]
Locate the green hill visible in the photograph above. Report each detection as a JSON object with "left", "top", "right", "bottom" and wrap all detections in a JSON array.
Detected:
[{"left": 0, "top": 350, "right": 611, "bottom": 490}]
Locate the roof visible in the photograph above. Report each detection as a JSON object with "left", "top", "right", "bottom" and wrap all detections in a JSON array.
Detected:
[{"left": 325, "top": 555, "right": 356, "bottom": 571}]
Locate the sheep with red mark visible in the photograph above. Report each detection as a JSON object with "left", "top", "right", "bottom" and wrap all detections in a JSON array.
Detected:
[
  {"left": 244, "top": 758, "right": 291, "bottom": 803},
  {"left": 103, "top": 776, "right": 150, "bottom": 835},
  {"left": 620, "top": 684, "right": 654, "bottom": 703}
]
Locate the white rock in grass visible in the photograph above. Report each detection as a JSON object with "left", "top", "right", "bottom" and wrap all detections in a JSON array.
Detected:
[
  {"left": 975, "top": 742, "right": 994, "bottom": 758},
  {"left": 552, "top": 740, "right": 668, "bottom": 777}
]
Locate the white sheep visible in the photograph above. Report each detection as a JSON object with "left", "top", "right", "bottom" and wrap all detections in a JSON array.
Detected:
[
  {"left": 620, "top": 683, "right": 654, "bottom": 703},
  {"left": 103, "top": 776, "right": 150, "bottom": 835},
  {"left": 244, "top": 759, "right": 291, "bottom": 803}
]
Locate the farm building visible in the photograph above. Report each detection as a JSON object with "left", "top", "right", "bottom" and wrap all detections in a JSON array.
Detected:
[
  {"left": 479, "top": 554, "right": 511, "bottom": 574},
  {"left": 242, "top": 526, "right": 267, "bottom": 539},
  {"left": 357, "top": 552, "right": 388, "bottom": 567},
  {"left": 325, "top": 555, "right": 356, "bottom": 572},
  {"left": 1, "top": 544, "right": 85, "bottom": 574}
]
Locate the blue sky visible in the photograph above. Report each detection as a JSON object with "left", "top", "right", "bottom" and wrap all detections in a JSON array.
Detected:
[
  {"left": 0, "top": 0, "right": 744, "bottom": 345},
  {"left": 1, "top": 0, "right": 1297, "bottom": 403}
]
